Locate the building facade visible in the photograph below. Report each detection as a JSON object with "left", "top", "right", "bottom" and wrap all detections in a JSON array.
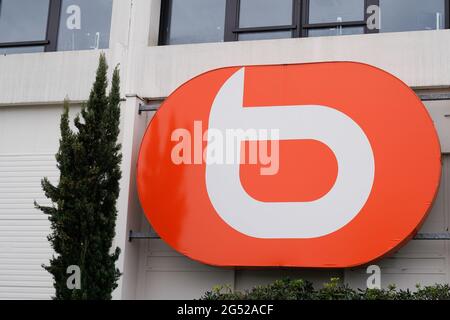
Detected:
[{"left": 0, "top": 0, "right": 450, "bottom": 299}]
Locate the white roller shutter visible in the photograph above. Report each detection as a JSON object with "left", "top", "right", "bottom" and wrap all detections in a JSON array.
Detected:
[{"left": 0, "top": 106, "right": 62, "bottom": 299}]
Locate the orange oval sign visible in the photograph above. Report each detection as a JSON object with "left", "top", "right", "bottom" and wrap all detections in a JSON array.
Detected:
[{"left": 137, "top": 62, "right": 441, "bottom": 267}]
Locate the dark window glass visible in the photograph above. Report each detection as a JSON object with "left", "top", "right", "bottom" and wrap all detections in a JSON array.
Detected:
[
  {"left": 239, "top": 0, "right": 293, "bottom": 28},
  {"left": 308, "top": 26, "right": 364, "bottom": 37},
  {"left": 0, "top": 0, "right": 50, "bottom": 43},
  {"left": 57, "top": 0, "right": 113, "bottom": 51},
  {"left": 160, "top": 0, "right": 449, "bottom": 45},
  {"left": 165, "top": 0, "right": 226, "bottom": 45},
  {"left": 308, "top": 0, "right": 364, "bottom": 23},
  {"left": 239, "top": 31, "right": 292, "bottom": 41},
  {"left": 379, "top": 0, "right": 445, "bottom": 33}
]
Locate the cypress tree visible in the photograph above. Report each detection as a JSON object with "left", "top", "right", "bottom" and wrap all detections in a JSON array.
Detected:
[{"left": 36, "top": 54, "right": 122, "bottom": 300}]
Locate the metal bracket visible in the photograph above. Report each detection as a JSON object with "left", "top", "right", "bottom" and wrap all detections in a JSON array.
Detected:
[
  {"left": 128, "top": 230, "right": 160, "bottom": 242},
  {"left": 417, "top": 93, "right": 450, "bottom": 101},
  {"left": 135, "top": 93, "right": 448, "bottom": 115},
  {"left": 413, "top": 232, "right": 450, "bottom": 240},
  {"left": 138, "top": 100, "right": 163, "bottom": 115},
  {"left": 128, "top": 230, "right": 450, "bottom": 241}
]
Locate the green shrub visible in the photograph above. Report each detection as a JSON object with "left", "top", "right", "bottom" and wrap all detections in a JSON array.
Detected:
[
  {"left": 413, "top": 283, "right": 450, "bottom": 300},
  {"left": 200, "top": 278, "right": 450, "bottom": 300}
]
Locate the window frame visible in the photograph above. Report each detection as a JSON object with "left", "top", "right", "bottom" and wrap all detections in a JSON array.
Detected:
[
  {"left": 0, "top": 0, "right": 62, "bottom": 52},
  {"left": 158, "top": 0, "right": 172, "bottom": 47},
  {"left": 159, "top": 0, "right": 450, "bottom": 45}
]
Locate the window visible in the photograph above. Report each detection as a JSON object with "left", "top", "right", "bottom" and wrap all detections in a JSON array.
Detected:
[
  {"left": 160, "top": 0, "right": 297, "bottom": 43},
  {"left": 236, "top": 0, "right": 294, "bottom": 40},
  {"left": 379, "top": 0, "right": 446, "bottom": 33},
  {"left": 0, "top": 0, "right": 113, "bottom": 54},
  {"left": 0, "top": 0, "right": 50, "bottom": 43},
  {"left": 305, "top": 0, "right": 365, "bottom": 37},
  {"left": 161, "top": 0, "right": 226, "bottom": 45},
  {"left": 308, "top": 0, "right": 364, "bottom": 23},
  {"left": 0, "top": 0, "right": 51, "bottom": 54},
  {"left": 57, "top": 0, "right": 113, "bottom": 51},
  {"left": 159, "top": 0, "right": 450, "bottom": 45}
]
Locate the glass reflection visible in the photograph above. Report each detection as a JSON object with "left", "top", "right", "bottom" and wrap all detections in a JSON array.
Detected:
[
  {"left": 57, "top": 0, "right": 113, "bottom": 51},
  {"left": 166, "top": 0, "right": 226, "bottom": 45},
  {"left": 379, "top": 0, "right": 445, "bottom": 32}
]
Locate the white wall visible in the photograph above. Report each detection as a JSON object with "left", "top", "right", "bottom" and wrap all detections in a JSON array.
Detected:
[
  {"left": 2, "top": 26, "right": 450, "bottom": 105},
  {"left": 134, "top": 29, "right": 450, "bottom": 99}
]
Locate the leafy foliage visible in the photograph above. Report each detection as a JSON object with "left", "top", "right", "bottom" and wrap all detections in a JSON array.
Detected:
[
  {"left": 201, "top": 278, "right": 450, "bottom": 300},
  {"left": 35, "top": 54, "right": 122, "bottom": 300}
]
